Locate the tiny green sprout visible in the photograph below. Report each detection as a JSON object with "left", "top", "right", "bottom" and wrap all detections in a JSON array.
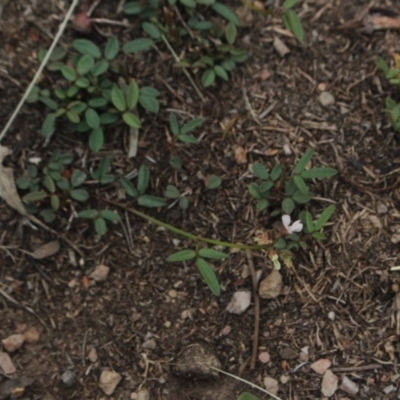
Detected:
[
  {"left": 78, "top": 209, "right": 121, "bottom": 236},
  {"left": 164, "top": 184, "right": 190, "bottom": 210},
  {"left": 169, "top": 113, "right": 203, "bottom": 144}
]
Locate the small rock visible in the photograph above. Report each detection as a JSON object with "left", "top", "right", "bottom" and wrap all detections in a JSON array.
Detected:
[
  {"left": 2, "top": 334, "right": 25, "bottom": 352},
  {"left": 0, "top": 351, "right": 16, "bottom": 374},
  {"left": 23, "top": 327, "right": 40, "bottom": 344},
  {"left": 319, "top": 91, "right": 335, "bottom": 107},
  {"left": 263, "top": 376, "right": 279, "bottom": 395},
  {"left": 234, "top": 146, "right": 247, "bottom": 164},
  {"left": 273, "top": 36, "right": 290, "bottom": 57},
  {"left": 142, "top": 339, "right": 156, "bottom": 350},
  {"left": 88, "top": 347, "right": 98, "bottom": 363},
  {"left": 310, "top": 359, "right": 332, "bottom": 375},
  {"left": 258, "top": 351, "right": 270, "bottom": 364},
  {"left": 321, "top": 369, "right": 338, "bottom": 397},
  {"left": 99, "top": 370, "right": 122, "bottom": 395},
  {"left": 168, "top": 289, "right": 177, "bottom": 299},
  {"left": 164, "top": 321, "right": 171, "bottom": 328},
  {"left": 259, "top": 270, "right": 282, "bottom": 299},
  {"left": 280, "top": 375, "right": 290, "bottom": 384},
  {"left": 61, "top": 370, "right": 76, "bottom": 387},
  {"left": 328, "top": 311, "right": 335, "bottom": 320},
  {"left": 172, "top": 342, "right": 221, "bottom": 380},
  {"left": 89, "top": 264, "right": 110, "bottom": 282},
  {"left": 137, "top": 388, "right": 150, "bottom": 400},
  {"left": 340, "top": 376, "right": 359, "bottom": 395},
  {"left": 226, "top": 291, "right": 251, "bottom": 314},
  {"left": 377, "top": 202, "right": 388, "bottom": 215},
  {"left": 383, "top": 384, "right": 396, "bottom": 394},
  {"left": 279, "top": 347, "right": 298, "bottom": 360},
  {"left": 391, "top": 233, "right": 400, "bottom": 244},
  {"left": 220, "top": 325, "right": 231, "bottom": 336}
]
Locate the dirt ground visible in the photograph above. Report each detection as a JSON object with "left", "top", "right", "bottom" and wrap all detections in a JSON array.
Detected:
[{"left": 1, "top": 0, "right": 400, "bottom": 399}]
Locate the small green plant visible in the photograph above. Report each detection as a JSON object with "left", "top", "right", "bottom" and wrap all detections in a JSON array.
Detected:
[
  {"left": 169, "top": 113, "right": 203, "bottom": 144},
  {"left": 164, "top": 184, "right": 190, "bottom": 210},
  {"left": 375, "top": 55, "right": 400, "bottom": 130},
  {"left": 16, "top": 150, "right": 88, "bottom": 222},
  {"left": 78, "top": 208, "right": 121, "bottom": 236},
  {"left": 27, "top": 37, "right": 160, "bottom": 152}
]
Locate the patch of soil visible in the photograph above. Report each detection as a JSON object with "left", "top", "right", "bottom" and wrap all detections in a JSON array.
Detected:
[{"left": 1, "top": 0, "right": 400, "bottom": 399}]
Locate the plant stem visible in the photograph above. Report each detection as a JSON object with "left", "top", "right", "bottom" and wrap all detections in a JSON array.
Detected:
[
  {"left": 104, "top": 198, "right": 270, "bottom": 251},
  {"left": 161, "top": 35, "right": 205, "bottom": 103}
]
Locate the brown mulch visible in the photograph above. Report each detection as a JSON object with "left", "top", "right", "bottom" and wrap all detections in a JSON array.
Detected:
[{"left": 1, "top": 0, "right": 400, "bottom": 399}]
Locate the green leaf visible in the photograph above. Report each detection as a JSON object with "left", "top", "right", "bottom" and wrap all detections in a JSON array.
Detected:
[
  {"left": 39, "top": 97, "right": 58, "bottom": 110},
  {"left": 282, "top": 198, "right": 295, "bottom": 214},
  {"left": 61, "top": 66, "right": 77, "bottom": 81},
  {"left": 137, "top": 195, "right": 166, "bottom": 207},
  {"left": 292, "top": 190, "right": 312, "bottom": 204},
  {"left": 305, "top": 211, "right": 314, "bottom": 233},
  {"left": 123, "top": 2, "right": 144, "bottom": 14},
  {"left": 274, "top": 238, "right": 287, "bottom": 250},
  {"left": 165, "top": 184, "right": 180, "bottom": 199},
  {"left": 104, "top": 36, "right": 120, "bottom": 60},
  {"left": 283, "top": 0, "right": 298, "bottom": 8},
  {"left": 312, "top": 232, "right": 327, "bottom": 240},
  {"left": 238, "top": 392, "right": 260, "bottom": 400},
  {"left": 214, "top": 65, "right": 228, "bottom": 81},
  {"left": 222, "top": 60, "right": 236, "bottom": 71},
  {"left": 78, "top": 209, "right": 98, "bottom": 219},
  {"left": 314, "top": 205, "right": 335, "bottom": 231},
  {"left": 202, "top": 69, "right": 216, "bottom": 87},
  {"left": 40, "top": 209, "right": 55, "bottom": 223},
  {"left": 123, "top": 38, "right": 154, "bottom": 53},
  {"left": 70, "top": 189, "right": 89, "bottom": 202},
  {"left": 293, "top": 175, "right": 308, "bottom": 195},
  {"left": 294, "top": 149, "right": 314, "bottom": 174},
  {"left": 211, "top": 3, "right": 240, "bottom": 26},
  {"left": 259, "top": 181, "right": 273, "bottom": 195},
  {"left": 85, "top": 108, "right": 100, "bottom": 129},
  {"left": 196, "top": 258, "right": 220, "bottom": 295},
  {"left": 180, "top": 118, "right": 204, "bottom": 135},
  {"left": 126, "top": 80, "right": 139, "bottom": 110},
  {"left": 225, "top": 21, "right": 237, "bottom": 44},
  {"left": 66, "top": 85, "right": 79, "bottom": 98},
  {"left": 140, "top": 86, "right": 160, "bottom": 96},
  {"left": 256, "top": 199, "right": 269, "bottom": 211},
  {"left": 198, "top": 248, "right": 229, "bottom": 259},
  {"left": 50, "top": 194, "right": 60, "bottom": 210},
  {"left": 179, "top": 196, "right": 189, "bottom": 209},
  {"left": 88, "top": 97, "right": 108, "bottom": 108},
  {"left": 120, "top": 177, "right": 139, "bottom": 197},
  {"left": 26, "top": 86, "right": 39, "bottom": 103},
  {"left": 375, "top": 55, "right": 389, "bottom": 74},
  {"left": 16, "top": 177, "right": 31, "bottom": 190},
  {"left": 43, "top": 175, "right": 55, "bottom": 193},
  {"left": 71, "top": 170, "right": 87, "bottom": 187},
  {"left": 252, "top": 162, "right": 269, "bottom": 180},
  {"left": 137, "top": 164, "right": 150, "bottom": 194},
  {"left": 57, "top": 178, "right": 70, "bottom": 191},
  {"left": 270, "top": 164, "right": 282, "bottom": 181},
  {"left": 77, "top": 54, "right": 94, "bottom": 75},
  {"left": 207, "top": 175, "right": 221, "bottom": 189},
  {"left": 142, "top": 21, "right": 161, "bottom": 39},
  {"left": 41, "top": 113, "right": 56, "bottom": 137},
  {"left": 169, "top": 114, "right": 180, "bottom": 135},
  {"left": 100, "top": 210, "right": 121, "bottom": 222},
  {"left": 89, "top": 127, "right": 104, "bottom": 152},
  {"left": 180, "top": 0, "right": 196, "bottom": 7},
  {"left": 111, "top": 85, "right": 126, "bottom": 112},
  {"left": 66, "top": 110, "right": 80, "bottom": 123},
  {"left": 248, "top": 183, "right": 261, "bottom": 199},
  {"left": 167, "top": 249, "right": 196, "bottom": 262},
  {"left": 91, "top": 60, "right": 109, "bottom": 76},
  {"left": 139, "top": 94, "right": 159, "bottom": 113},
  {"left": 123, "top": 112, "right": 142, "bottom": 128},
  {"left": 282, "top": 9, "right": 304, "bottom": 42},
  {"left": 23, "top": 191, "right": 48, "bottom": 202},
  {"left": 100, "top": 112, "right": 119, "bottom": 125},
  {"left": 178, "top": 134, "right": 198, "bottom": 144},
  {"left": 73, "top": 39, "right": 101, "bottom": 58},
  {"left": 95, "top": 217, "right": 107, "bottom": 235},
  {"left": 170, "top": 156, "right": 182, "bottom": 170},
  {"left": 75, "top": 77, "right": 90, "bottom": 88},
  {"left": 301, "top": 167, "right": 338, "bottom": 179}
]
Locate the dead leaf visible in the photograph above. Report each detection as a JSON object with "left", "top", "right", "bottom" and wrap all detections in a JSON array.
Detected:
[
  {"left": 32, "top": 240, "right": 60, "bottom": 259},
  {"left": 0, "top": 146, "right": 27, "bottom": 216}
]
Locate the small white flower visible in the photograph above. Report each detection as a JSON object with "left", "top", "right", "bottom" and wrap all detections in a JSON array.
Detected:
[{"left": 282, "top": 215, "right": 303, "bottom": 234}]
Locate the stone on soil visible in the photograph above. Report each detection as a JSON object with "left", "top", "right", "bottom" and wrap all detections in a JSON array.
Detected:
[
  {"left": 61, "top": 370, "right": 76, "bottom": 387},
  {"left": 310, "top": 358, "right": 332, "bottom": 375},
  {"left": 321, "top": 369, "right": 338, "bottom": 397},
  {"left": 319, "top": 91, "right": 335, "bottom": 107},
  {"left": 99, "top": 370, "right": 122, "bottom": 395},
  {"left": 23, "top": 327, "right": 40, "bottom": 344},
  {"left": 0, "top": 351, "right": 16, "bottom": 374},
  {"left": 226, "top": 291, "right": 251, "bottom": 314},
  {"left": 2, "top": 334, "right": 25, "bottom": 352},
  {"left": 340, "top": 376, "right": 359, "bottom": 395},
  {"left": 259, "top": 270, "right": 282, "bottom": 299},
  {"left": 263, "top": 376, "right": 279, "bottom": 395},
  {"left": 89, "top": 264, "right": 110, "bottom": 282}
]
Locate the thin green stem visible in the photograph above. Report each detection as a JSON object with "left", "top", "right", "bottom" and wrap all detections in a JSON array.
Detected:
[
  {"left": 104, "top": 199, "right": 270, "bottom": 251},
  {"left": 161, "top": 35, "right": 205, "bottom": 103}
]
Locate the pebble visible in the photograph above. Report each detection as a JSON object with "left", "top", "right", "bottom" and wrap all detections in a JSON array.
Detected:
[
  {"left": 321, "top": 369, "right": 338, "bottom": 397},
  {"left": 340, "top": 376, "right": 359, "bottom": 395},
  {"left": 142, "top": 339, "right": 156, "bottom": 350},
  {"left": 89, "top": 264, "right": 110, "bottom": 282},
  {"left": 88, "top": 347, "right": 98, "bottom": 363},
  {"left": 220, "top": 325, "right": 231, "bottom": 336},
  {"left": 263, "top": 376, "right": 279, "bottom": 395},
  {"left": 226, "top": 291, "right": 251, "bottom": 314},
  {"left": 99, "top": 370, "right": 122, "bottom": 395},
  {"left": 310, "top": 359, "right": 332, "bottom": 375},
  {"left": 279, "top": 347, "right": 298, "bottom": 360},
  {"left": 280, "top": 375, "right": 290, "bottom": 384},
  {"left": 2, "top": 334, "right": 25, "bottom": 352},
  {"left": 61, "top": 370, "right": 76, "bottom": 387},
  {"left": 0, "top": 351, "right": 16, "bottom": 374},
  {"left": 23, "top": 327, "right": 40, "bottom": 344},
  {"left": 164, "top": 321, "right": 171, "bottom": 328},
  {"left": 259, "top": 270, "right": 282, "bottom": 299},
  {"left": 137, "top": 388, "right": 150, "bottom": 400},
  {"left": 258, "top": 351, "right": 270, "bottom": 364},
  {"left": 168, "top": 289, "right": 177, "bottom": 299},
  {"left": 319, "top": 91, "right": 335, "bottom": 107}
]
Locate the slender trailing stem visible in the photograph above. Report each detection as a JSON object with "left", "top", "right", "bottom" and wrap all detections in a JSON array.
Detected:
[
  {"left": 161, "top": 35, "right": 205, "bottom": 103},
  {"left": 103, "top": 199, "right": 271, "bottom": 251}
]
